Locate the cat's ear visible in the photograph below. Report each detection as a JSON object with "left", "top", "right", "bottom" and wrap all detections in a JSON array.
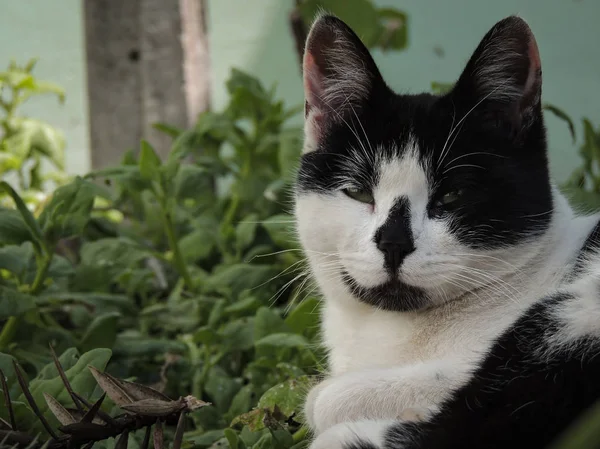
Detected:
[
  {"left": 302, "top": 14, "right": 385, "bottom": 153},
  {"left": 452, "top": 16, "right": 542, "bottom": 130}
]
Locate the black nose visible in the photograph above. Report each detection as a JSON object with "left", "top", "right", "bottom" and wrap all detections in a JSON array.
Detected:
[
  {"left": 377, "top": 238, "right": 415, "bottom": 272},
  {"left": 375, "top": 198, "right": 415, "bottom": 273}
]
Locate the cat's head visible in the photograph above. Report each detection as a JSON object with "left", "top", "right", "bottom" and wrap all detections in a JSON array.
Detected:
[{"left": 295, "top": 15, "right": 553, "bottom": 312}]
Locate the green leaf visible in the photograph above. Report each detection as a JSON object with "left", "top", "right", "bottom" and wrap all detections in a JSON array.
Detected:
[
  {"left": 284, "top": 297, "right": 321, "bottom": 338},
  {"left": 112, "top": 333, "right": 186, "bottom": 357},
  {"left": 254, "top": 307, "right": 289, "bottom": 342},
  {"left": 257, "top": 376, "right": 311, "bottom": 420},
  {"left": 0, "top": 181, "right": 45, "bottom": 254},
  {"left": 80, "top": 238, "right": 149, "bottom": 279},
  {"left": 431, "top": 82, "right": 454, "bottom": 95},
  {"left": 224, "top": 294, "right": 260, "bottom": 315},
  {"left": 19, "top": 80, "right": 66, "bottom": 104},
  {"left": 204, "top": 264, "right": 277, "bottom": 299},
  {"left": 0, "top": 352, "right": 21, "bottom": 397},
  {"left": 36, "top": 348, "right": 80, "bottom": 380},
  {"left": 39, "top": 292, "right": 135, "bottom": 313},
  {"left": 0, "top": 285, "right": 36, "bottom": 319},
  {"left": 563, "top": 188, "right": 600, "bottom": 213},
  {"left": 0, "top": 208, "right": 33, "bottom": 245},
  {"left": 236, "top": 214, "right": 259, "bottom": 253},
  {"left": 38, "top": 177, "right": 96, "bottom": 243},
  {"left": 152, "top": 122, "right": 184, "bottom": 138},
  {"left": 255, "top": 333, "right": 310, "bottom": 350},
  {"left": 79, "top": 312, "right": 121, "bottom": 352},
  {"left": 224, "top": 428, "right": 240, "bottom": 449},
  {"left": 278, "top": 130, "right": 301, "bottom": 181},
  {"left": 220, "top": 317, "right": 255, "bottom": 352},
  {"left": 544, "top": 104, "right": 576, "bottom": 143},
  {"left": 139, "top": 140, "right": 162, "bottom": 181},
  {"left": 205, "top": 366, "right": 242, "bottom": 413},
  {"left": 549, "top": 399, "right": 600, "bottom": 449},
  {"left": 262, "top": 214, "right": 295, "bottom": 249},
  {"left": 3, "top": 118, "right": 66, "bottom": 170},
  {"left": 179, "top": 227, "right": 216, "bottom": 263},
  {"left": 228, "top": 385, "right": 256, "bottom": 420},
  {"left": 17, "top": 348, "right": 112, "bottom": 435},
  {"left": 175, "top": 164, "right": 213, "bottom": 200},
  {"left": 231, "top": 409, "right": 267, "bottom": 432},
  {"left": 0, "top": 242, "right": 34, "bottom": 278},
  {"left": 376, "top": 8, "right": 408, "bottom": 51}
]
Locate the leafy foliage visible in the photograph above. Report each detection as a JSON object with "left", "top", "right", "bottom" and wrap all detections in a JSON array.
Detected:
[
  {"left": 1, "top": 349, "right": 209, "bottom": 448},
  {"left": 0, "top": 68, "right": 318, "bottom": 448},
  {"left": 297, "top": 0, "right": 408, "bottom": 51},
  {"left": 0, "top": 59, "right": 68, "bottom": 210}
]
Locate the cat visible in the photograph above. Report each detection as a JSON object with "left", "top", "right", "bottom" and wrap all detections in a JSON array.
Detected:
[{"left": 294, "top": 13, "right": 600, "bottom": 449}]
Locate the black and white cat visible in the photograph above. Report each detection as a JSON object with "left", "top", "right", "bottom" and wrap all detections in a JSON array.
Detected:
[{"left": 294, "top": 14, "right": 600, "bottom": 449}]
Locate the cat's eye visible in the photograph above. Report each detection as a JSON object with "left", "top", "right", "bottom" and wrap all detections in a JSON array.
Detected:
[
  {"left": 343, "top": 187, "right": 374, "bottom": 204},
  {"left": 436, "top": 189, "right": 463, "bottom": 208}
]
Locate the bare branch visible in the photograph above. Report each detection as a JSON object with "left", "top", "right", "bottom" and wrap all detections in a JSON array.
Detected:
[
  {"left": 49, "top": 345, "right": 84, "bottom": 413},
  {"left": 0, "top": 368, "right": 16, "bottom": 430},
  {"left": 12, "top": 361, "right": 59, "bottom": 440}
]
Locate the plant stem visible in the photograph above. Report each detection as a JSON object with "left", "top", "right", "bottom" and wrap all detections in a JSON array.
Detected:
[
  {"left": 0, "top": 316, "right": 19, "bottom": 350},
  {"left": 292, "top": 426, "right": 309, "bottom": 444},
  {"left": 30, "top": 252, "right": 52, "bottom": 294},
  {"left": 163, "top": 210, "right": 194, "bottom": 290},
  {"left": 222, "top": 193, "right": 240, "bottom": 231}
]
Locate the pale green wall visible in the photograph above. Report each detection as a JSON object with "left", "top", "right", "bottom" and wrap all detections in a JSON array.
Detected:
[
  {"left": 0, "top": 0, "right": 90, "bottom": 175},
  {"left": 208, "top": 0, "right": 600, "bottom": 183},
  {"left": 2, "top": 1, "right": 598, "bottom": 183}
]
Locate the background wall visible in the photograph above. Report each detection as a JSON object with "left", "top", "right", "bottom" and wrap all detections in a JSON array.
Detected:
[
  {"left": 0, "top": 0, "right": 90, "bottom": 175},
  {"left": 1, "top": 1, "right": 598, "bottom": 183},
  {"left": 208, "top": 0, "right": 600, "bottom": 183}
]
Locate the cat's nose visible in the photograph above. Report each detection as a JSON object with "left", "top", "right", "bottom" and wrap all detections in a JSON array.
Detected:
[
  {"left": 375, "top": 197, "right": 415, "bottom": 273},
  {"left": 376, "top": 238, "right": 415, "bottom": 272}
]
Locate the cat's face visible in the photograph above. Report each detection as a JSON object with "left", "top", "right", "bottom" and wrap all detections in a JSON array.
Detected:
[{"left": 295, "top": 15, "right": 553, "bottom": 312}]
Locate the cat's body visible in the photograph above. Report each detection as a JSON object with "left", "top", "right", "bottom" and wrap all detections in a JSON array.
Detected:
[{"left": 294, "top": 14, "right": 600, "bottom": 449}]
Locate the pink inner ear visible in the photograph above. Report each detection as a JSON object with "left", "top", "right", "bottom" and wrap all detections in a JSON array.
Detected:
[
  {"left": 524, "top": 33, "right": 541, "bottom": 95},
  {"left": 303, "top": 52, "right": 325, "bottom": 115}
]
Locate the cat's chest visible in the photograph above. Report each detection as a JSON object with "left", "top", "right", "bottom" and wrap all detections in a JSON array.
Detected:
[
  {"left": 321, "top": 289, "right": 542, "bottom": 375},
  {"left": 322, "top": 302, "right": 419, "bottom": 373}
]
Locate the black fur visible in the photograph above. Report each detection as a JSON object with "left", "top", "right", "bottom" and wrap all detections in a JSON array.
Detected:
[
  {"left": 341, "top": 270, "right": 427, "bottom": 312},
  {"left": 297, "top": 15, "right": 553, "bottom": 251}
]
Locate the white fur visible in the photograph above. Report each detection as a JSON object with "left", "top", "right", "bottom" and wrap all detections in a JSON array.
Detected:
[
  {"left": 304, "top": 359, "right": 459, "bottom": 434},
  {"left": 309, "top": 420, "right": 394, "bottom": 449},
  {"left": 295, "top": 138, "right": 600, "bottom": 441}
]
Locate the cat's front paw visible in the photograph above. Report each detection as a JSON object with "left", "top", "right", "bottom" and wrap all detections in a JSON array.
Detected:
[
  {"left": 309, "top": 421, "right": 391, "bottom": 449},
  {"left": 308, "top": 375, "right": 396, "bottom": 435},
  {"left": 304, "top": 377, "right": 336, "bottom": 432}
]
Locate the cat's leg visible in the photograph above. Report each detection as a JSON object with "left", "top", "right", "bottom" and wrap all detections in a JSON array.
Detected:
[
  {"left": 304, "top": 358, "right": 472, "bottom": 435},
  {"left": 308, "top": 420, "right": 397, "bottom": 449}
]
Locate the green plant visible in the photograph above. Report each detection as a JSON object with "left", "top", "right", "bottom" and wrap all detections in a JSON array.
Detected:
[
  {"left": 296, "top": 0, "right": 408, "bottom": 51},
  {"left": 0, "top": 59, "right": 68, "bottom": 210},
  {"left": 288, "top": 1, "right": 408, "bottom": 69},
  {"left": 1, "top": 347, "right": 208, "bottom": 448},
  {"left": 0, "top": 68, "right": 319, "bottom": 449}
]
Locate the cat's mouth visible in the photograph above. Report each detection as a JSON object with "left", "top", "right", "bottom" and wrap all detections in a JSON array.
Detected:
[{"left": 340, "top": 271, "right": 429, "bottom": 312}]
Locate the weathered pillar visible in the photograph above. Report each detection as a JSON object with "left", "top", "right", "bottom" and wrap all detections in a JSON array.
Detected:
[{"left": 84, "top": 0, "right": 210, "bottom": 168}]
